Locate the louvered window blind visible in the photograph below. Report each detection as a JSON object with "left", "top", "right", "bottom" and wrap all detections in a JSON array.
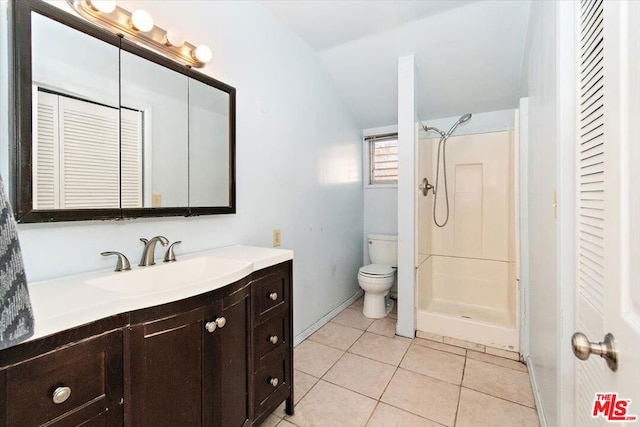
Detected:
[
  {"left": 366, "top": 133, "right": 398, "bottom": 185},
  {"left": 34, "top": 90, "right": 143, "bottom": 209}
]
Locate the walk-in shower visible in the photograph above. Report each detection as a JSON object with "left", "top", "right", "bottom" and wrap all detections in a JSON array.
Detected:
[
  {"left": 420, "top": 113, "right": 473, "bottom": 227},
  {"left": 415, "top": 112, "right": 519, "bottom": 351}
]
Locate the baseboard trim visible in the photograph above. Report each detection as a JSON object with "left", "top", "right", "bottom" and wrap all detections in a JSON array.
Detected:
[
  {"left": 293, "top": 290, "right": 364, "bottom": 347},
  {"left": 526, "top": 355, "right": 548, "bottom": 427}
]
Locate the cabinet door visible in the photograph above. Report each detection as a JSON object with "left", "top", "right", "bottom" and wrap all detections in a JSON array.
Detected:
[
  {"left": 129, "top": 307, "right": 205, "bottom": 426},
  {"left": 206, "top": 286, "right": 250, "bottom": 427}
]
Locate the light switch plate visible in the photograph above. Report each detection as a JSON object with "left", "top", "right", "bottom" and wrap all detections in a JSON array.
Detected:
[
  {"left": 152, "top": 194, "right": 162, "bottom": 207},
  {"left": 273, "top": 229, "right": 281, "bottom": 247}
]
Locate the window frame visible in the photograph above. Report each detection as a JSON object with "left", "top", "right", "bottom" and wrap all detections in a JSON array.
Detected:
[{"left": 365, "top": 132, "right": 399, "bottom": 188}]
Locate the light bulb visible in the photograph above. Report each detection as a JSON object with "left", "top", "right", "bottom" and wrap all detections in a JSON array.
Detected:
[
  {"left": 164, "top": 28, "right": 185, "bottom": 47},
  {"left": 88, "top": 0, "right": 116, "bottom": 14},
  {"left": 130, "top": 10, "right": 154, "bottom": 32},
  {"left": 192, "top": 45, "right": 212, "bottom": 63}
]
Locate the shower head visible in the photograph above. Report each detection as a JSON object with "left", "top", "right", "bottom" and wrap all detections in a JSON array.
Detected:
[
  {"left": 445, "top": 113, "right": 472, "bottom": 138},
  {"left": 459, "top": 113, "right": 472, "bottom": 124}
]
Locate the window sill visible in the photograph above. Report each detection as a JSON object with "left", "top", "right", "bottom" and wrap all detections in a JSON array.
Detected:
[{"left": 364, "top": 184, "right": 398, "bottom": 190}]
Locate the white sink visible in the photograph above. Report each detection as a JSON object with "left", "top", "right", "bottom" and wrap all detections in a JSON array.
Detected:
[{"left": 86, "top": 255, "right": 252, "bottom": 297}]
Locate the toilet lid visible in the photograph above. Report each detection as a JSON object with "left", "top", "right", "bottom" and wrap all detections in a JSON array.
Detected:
[{"left": 359, "top": 264, "right": 395, "bottom": 276}]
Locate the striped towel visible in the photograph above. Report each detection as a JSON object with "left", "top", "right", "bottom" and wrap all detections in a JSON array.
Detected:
[{"left": 0, "top": 174, "right": 34, "bottom": 349}]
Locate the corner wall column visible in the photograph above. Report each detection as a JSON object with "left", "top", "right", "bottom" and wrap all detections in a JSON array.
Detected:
[{"left": 396, "top": 54, "right": 416, "bottom": 338}]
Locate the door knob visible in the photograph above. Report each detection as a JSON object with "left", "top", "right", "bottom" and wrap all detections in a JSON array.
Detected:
[{"left": 571, "top": 332, "right": 618, "bottom": 372}]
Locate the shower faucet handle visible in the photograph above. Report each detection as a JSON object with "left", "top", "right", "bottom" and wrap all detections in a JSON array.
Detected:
[{"left": 419, "top": 178, "right": 434, "bottom": 196}]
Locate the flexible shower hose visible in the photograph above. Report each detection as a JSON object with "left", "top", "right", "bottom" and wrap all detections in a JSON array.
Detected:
[{"left": 432, "top": 135, "right": 450, "bottom": 228}]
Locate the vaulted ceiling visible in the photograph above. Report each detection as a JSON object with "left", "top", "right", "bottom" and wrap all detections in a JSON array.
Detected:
[{"left": 261, "top": 0, "right": 531, "bottom": 129}]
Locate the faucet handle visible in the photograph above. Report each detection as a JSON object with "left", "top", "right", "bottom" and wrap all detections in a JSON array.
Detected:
[
  {"left": 101, "top": 251, "right": 132, "bottom": 272},
  {"left": 139, "top": 238, "right": 149, "bottom": 245},
  {"left": 164, "top": 241, "right": 182, "bottom": 263}
]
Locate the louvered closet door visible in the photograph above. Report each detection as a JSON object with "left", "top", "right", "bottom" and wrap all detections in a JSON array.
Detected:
[
  {"left": 574, "top": 0, "right": 640, "bottom": 424},
  {"left": 575, "top": 0, "right": 606, "bottom": 424},
  {"left": 58, "top": 96, "right": 120, "bottom": 209},
  {"left": 33, "top": 91, "right": 59, "bottom": 210},
  {"left": 120, "top": 108, "right": 143, "bottom": 208}
]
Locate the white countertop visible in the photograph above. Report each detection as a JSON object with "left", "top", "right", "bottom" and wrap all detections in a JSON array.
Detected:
[{"left": 26, "top": 245, "right": 293, "bottom": 341}]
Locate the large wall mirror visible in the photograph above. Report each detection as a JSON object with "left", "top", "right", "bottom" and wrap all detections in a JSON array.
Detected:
[{"left": 10, "top": 0, "right": 236, "bottom": 222}]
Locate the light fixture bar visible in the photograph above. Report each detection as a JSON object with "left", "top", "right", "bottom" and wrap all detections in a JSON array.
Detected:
[{"left": 68, "top": 0, "right": 209, "bottom": 68}]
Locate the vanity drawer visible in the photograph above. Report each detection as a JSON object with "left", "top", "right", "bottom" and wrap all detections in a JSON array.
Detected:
[
  {"left": 252, "top": 268, "right": 289, "bottom": 324},
  {"left": 254, "top": 315, "right": 287, "bottom": 370},
  {"left": 3, "top": 331, "right": 122, "bottom": 427},
  {"left": 254, "top": 349, "right": 290, "bottom": 410}
]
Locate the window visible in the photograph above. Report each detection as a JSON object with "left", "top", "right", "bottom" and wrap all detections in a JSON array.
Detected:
[{"left": 366, "top": 133, "right": 398, "bottom": 185}]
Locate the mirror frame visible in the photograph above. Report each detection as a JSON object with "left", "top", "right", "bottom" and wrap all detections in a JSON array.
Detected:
[{"left": 10, "top": 0, "right": 236, "bottom": 223}]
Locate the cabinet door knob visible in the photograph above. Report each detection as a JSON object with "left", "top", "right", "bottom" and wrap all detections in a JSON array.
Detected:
[
  {"left": 269, "top": 377, "right": 279, "bottom": 387},
  {"left": 269, "top": 335, "right": 279, "bottom": 345},
  {"left": 205, "top": 317, "right": 227, "bottom": 333},
  {"left": 215, "top": 317, "right": 226, "bottom": 328},
  {"left": 52, "top": 386, "right": 72, "bottom": 404},
  {"left": 269, "top": 292, "right": 278, "bottom": 301}
]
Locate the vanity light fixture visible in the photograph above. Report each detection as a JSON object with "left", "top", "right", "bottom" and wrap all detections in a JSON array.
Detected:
[
  {"left": 192, "top": 45, "right": 213, "bottom": 64},
  {"left": 87, "top": 0, "right": 116, "bottom": 14},
  {"left": 68, "top": 0, "right": 212, "bottom": 68},
  {"left": 130, "top": 9, "right": 154, "bottom": 33},
  {"left": 164, "top": 28, "right": 185, "bottom": 48}
]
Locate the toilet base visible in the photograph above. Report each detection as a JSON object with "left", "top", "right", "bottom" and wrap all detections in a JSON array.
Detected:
[{"left": 362, "top": 291, "right": 391, "bottom": 319}]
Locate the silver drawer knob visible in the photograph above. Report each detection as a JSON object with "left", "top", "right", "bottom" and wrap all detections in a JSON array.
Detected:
[
  {"left": 52, "top": 386, "right": 72, "bottom": 404},
  {"left": 205, "top": 317, "right": 227, "bottom": 333},
  {"left": 269, "top": 292, "right": 278, "bottom": 301},
  {"left": 269, "top": 335, "right": 279, "bottom": 345},
  {"left": 269, "top": 377, "right": 279, "bottom": 387}
]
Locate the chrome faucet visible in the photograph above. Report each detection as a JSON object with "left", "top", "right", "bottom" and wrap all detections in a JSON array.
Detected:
[{"left": 139, "top": 236, "right": 169, "bottom": 267}]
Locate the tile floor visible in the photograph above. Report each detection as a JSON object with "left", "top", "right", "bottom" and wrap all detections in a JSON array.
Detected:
[{"left": 264, "top": 298, "right": 540, "bottom": 427}]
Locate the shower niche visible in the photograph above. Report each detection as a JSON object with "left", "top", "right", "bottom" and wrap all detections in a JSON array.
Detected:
[{"left": 416, "top": 126, "right": 518, "bottom": 351}]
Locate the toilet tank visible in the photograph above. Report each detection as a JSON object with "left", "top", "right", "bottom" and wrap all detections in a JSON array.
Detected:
[{"left": 367, "top": 234, "right": 398, "bottom": 267}]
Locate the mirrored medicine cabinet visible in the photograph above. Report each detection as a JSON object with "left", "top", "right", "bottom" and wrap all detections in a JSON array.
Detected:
[{"left": 10, "top": 0, "right": 236, "bottom": 223}]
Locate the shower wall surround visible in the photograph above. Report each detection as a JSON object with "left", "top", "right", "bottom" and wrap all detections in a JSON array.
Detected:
[{"left": 416, "top": 128, "right": 518, "bottom": 350}]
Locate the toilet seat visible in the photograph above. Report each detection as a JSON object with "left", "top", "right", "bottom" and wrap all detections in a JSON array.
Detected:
[{"left": 358, "top": 264, "right": 395, "bottom": 278}]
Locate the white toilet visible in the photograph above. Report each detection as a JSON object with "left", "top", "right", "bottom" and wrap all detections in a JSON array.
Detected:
[{"left": 358, "top": 234, "right": 398, "bottom": 318}]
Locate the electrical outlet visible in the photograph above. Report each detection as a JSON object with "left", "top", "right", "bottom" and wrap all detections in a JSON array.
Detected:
[
  {"left": 152, "top": 194, "right": 162, "bottom": 207},
  {"left": 273, "top": 229, "right": 281, "bottom": 247}
]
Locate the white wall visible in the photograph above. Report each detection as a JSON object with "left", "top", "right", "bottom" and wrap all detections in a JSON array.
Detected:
[
  {"left": 396, "top": 55, "right": 416, "bottom": 338},
  {"left": 520, "top": 1, "right": 575, "bottom": 426},
  {"left": 362, "top": 124, "right": 398, "bottom": 264},
  {"left": 0, "top": 0, "right": 364, "bottom": 339}
]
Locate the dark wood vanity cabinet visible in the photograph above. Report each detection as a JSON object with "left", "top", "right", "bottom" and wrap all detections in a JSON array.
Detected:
[
  {"left": 0, "top": 328, "right": 124, "bottom": 427},
  {"left": 251, "top": 262, "right": 294, "bottom": 426},
  {"left": 0, "top": 261, "right": 293, "bottom": 427},
  {"left": 128, "top": 278, "right": 251, "bottom": 427}
]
